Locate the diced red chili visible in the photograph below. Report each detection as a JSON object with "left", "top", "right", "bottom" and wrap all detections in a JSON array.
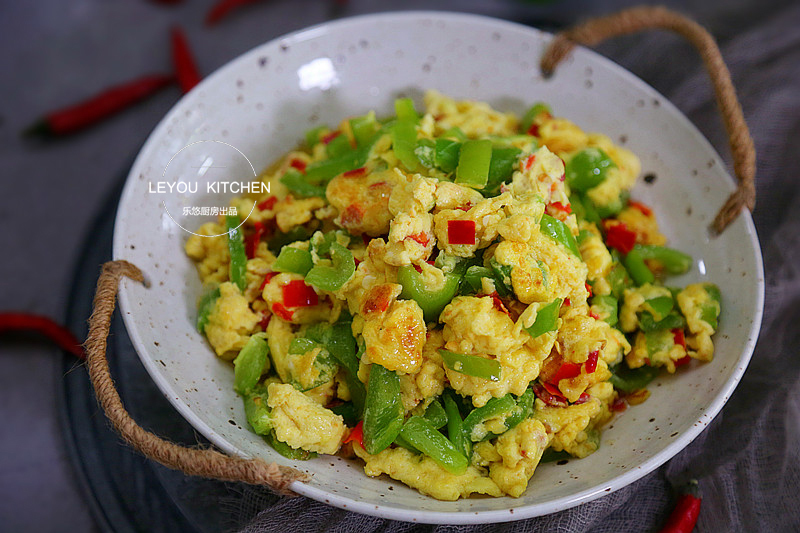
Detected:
[
  {"left": 289, "top": 158, "right": 307, "bottom": 173},
  {"left": 258, "top": 312, "right": 271, "bottom": 331},
  {"left": 413, "top": 264, "right": 423, "bottom": 273},
  {"left": 343, "top": 420, "right": 364, "bottom": 446},
  {"left": 585, "top": 282, "right": 593, "bottom": 297},
  {"left": 548, "top": 201, "right": 572, "bottom": 215},
  {"left": 573, "top": 392, "right": 591, "bottom": 404},
  {"left": 257, "top": 196, "right": 277, "bottom": 211},
  {"left": 245, "top": 221, "right": 265, "bottom": 259},
  {"left": 524, "top": 154, "right": 536, "bottom": 171},
  {"left": 672, "top": 328, "right": 686, "bottom": 348},
  {"left": 604, "top": 222, "right": 637, "bottom": 254},
  {"left": 585, "top": 350, "right": 599, "bottom": 373},
  {"left": 447, "top": 219, "right": 476, "bottom": 245},
  {"left": 259, "top": 271, "right": 278, "bottom": 291},
  {"left": 550, "top": 362, "right": 582, "bottom": 383},
  {"left": 589, "top": 311, "right": 601, "bottom": 320},
  {"left": 490, "top": 292, "right": 509, "bottom": 315},
  {"left": 628, "top": 200, "right": 653, "bottom": 216},
  {"left": 564, "top": 297, "right": 571, "bottom": 307},
  {"left": 612, "top": 396, "right": 628, "bottom": 412},
  {"left": 532, "top": 383, "right": 567, "bottom": 407},
  {"left": 527, "top": 123, "right": 539, "bottom": 137},
  {"left": 341, "top": 204, "right": 364, "bottom": 227},
  {"left": 455, "top": 203, "right": 473, "bottom": 212},
  {"left": 321, "top": 130, "right": 341, "bottom": 144},
  {"left": 675, "top": 356, "right": 692, "bottom": 367},
  {"left": 407, "top": 232, "right": 430, "bottom": 247},
  {"left": 271, "top": 302, "right": 294, "bottom": 321},
  {"left": 281, "top": 280, "right": 318, "bottom": 308},
  {"left": 343, "top": 167, "right": 367, "bottom": 178}
]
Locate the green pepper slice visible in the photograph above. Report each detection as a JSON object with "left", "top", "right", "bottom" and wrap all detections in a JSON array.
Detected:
[
  {"left": 225, "top": 215, "right": 247, "bottom": 292},
  {"left": 565, "top": 148, "right": 616, "bottom": 192},
  {"left": 196, "top": 285, "right": 220, "bottom": 334},
  {"left": 304, "top": 125, "right": 328, "bottom": 148},
  {"left": 265, "top": 430, "right": 317, "bottom": 460},
  {"left": 242, "top": 385, "right": 272, "bottom": 435},
  {"left": 304, "top": 320, "right": 365, "bottom": 416},
  {"left": 362, "top": 363, "right": 404, "bottom": 455},
  {"left": 330, "top": 402, "right": 359, "bottom": 427},
  {"left": 591, "top": 294, "right": 618, "bottom": 327},
  {"left": 633, "top": 244, "right": 692, "bottom": 275},
  {"left": 397, "top": 265, "right": 462, "bottom": 323},
  {"left": 525, "top": 298, "right": 562, "bottom": 338},
  {"left": 349, "top": 113, "right": 380, "bottom": 147},
  {"left": 272, "top": 246, "right": 313, "bottom": 276},
  {"left": 399, "top": 416, "right": 468, "bottom": 475},
  {"left": 280, "top": 170, "right": 327, "bottom": 198},
  {"left": 455, "top": 139, "right": 493, "bottom": 188},
  {"left": 443, "top": 390, "right": 472, "bottom": 459},
  {"left": 391, "top": 120, "right": 419, "bottom": 171},
  {"left": 304, "top": 242, "right": 356, "bottom": 292},
  {"left": 609, "top": 362, "right": 660, "bottom": 393},
  {"left": 233, "top": 333, "right": 270, "bottom": 395},
  {"left": 638, "top": 311, "right": 686, "bottom": 332},
  {"left": 624, "top": 247, "right": 655, "bottom": 286},
  {"left": 422, "top": 398, "right": 448, "bottom": 429},
  {"left": 439, "top": 349, "right": 501, "bottom": 382},
  {"left": 520, "top": 102, "right": 551, "bottom": 133},
  {"left": 540, "top": 214, "right": 581, "bottom": 258},
  {"left": 480, "top": 146, "right": 522, "bottom": 196},
  {"left": 434, "top": 138, "right": 461, "bottom": 173},
  {"left": 462, "top": 394, "right": 517, "bottom": 442}
]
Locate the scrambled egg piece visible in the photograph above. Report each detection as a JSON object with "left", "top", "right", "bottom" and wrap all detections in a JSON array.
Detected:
[
  {"left": 353, "top": 445, "right": 502, "bottom": 500},
  {"left": 488, "top": 419, "right": 550, "bottom": 497},
  {"left": 619, "top": 284, "right": 674, "bottom": 333},
  {"left": 677, "top": 283, "right": 720, "bottom": 362},
  {"left": 424, "top": 89, "right": 518, "bottom": 138},
  {"left": 616, "top": 205, "right": 666, "bottom": 246},
  {"left": 628, "top": 329, "right": 686, "bottom": 373},
  {"left": 433, "top": 194, "right": 511, "bottom": 257},
  {"left": 534, "top": 397, "right": 602, "bottom": 457},
  {"left": 185, "top": 222, "right": 229, "bottom": 285},
  {"left": 399, "top": 331, "right": 446, "bottom": 411},
  {"left": 267, "top": 383, "right": 345, "bottom": 454},
  {"left": 262, "top": 271, "right": 332, "bottom": 324},
  {"left": 578, "top": 222, "right": 613, "bottom": 296},
  {"left": 362, "top": 298, "right": 426, "bottom": 374},
  {"left": 326, "top": 168, "right": 402, "bottom": 236},
  {"left": 204, "top": 282, "right": 260, "bottom": 358}
]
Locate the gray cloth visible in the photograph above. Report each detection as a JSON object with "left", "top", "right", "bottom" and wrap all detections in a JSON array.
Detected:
[{"left": 235, "top": 2, "right": 800, "bottom": 532}]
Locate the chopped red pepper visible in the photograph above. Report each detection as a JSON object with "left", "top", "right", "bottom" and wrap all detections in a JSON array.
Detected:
[
  {"left": 490, "top": 292, "right": 509, "bottom": 315},
  {"left": 271, "top": 302, "right": 294, "bottom": 321},
  {"left": 447, "top": 219, "right": 476, "bottom": 245},
  {"left": 245, "top": 221, "right": 265, "bottom": 259},
  {"left": 573, "top": 392, "right": 591, "bottom": 404},
  {"left": 0, "top": 313, "right": 85, "bottom": 359},
  {"left": 589, "top": 311, "right": 601, "bottom": 320},
  {"left": 289, "top": 158, "right": 307, "bottom": 173},
  {"left": 257, "top": 196, "right": 277, "bottom": 211},
  {"left": 455, "top": 203, "right": 472, "bottom": 212},
  {"left": 564, "top": 298, "right": 571, "bottom": 307},
  {"left": 548, "top": 201, "right": 572, "bottom": 215},
  {"left": 321, "top": 130, "right": 341, "bottom": 144},
  {"left": 407, "top": 232, "right": 430, "bottom": 247},
  {"left": 413, "top": 264, "right": 423, "bottom": 273},
  {"left": 628, "top": 200, "right": 653, "bottom": 216},
  {"left": 533, "top": 382, "right": 568, "bottom": 407},
  {"left": 658, "top": 480, "right": 701, "bottom": 533},
  {"left": 258, "top": 312, "right": 271, "bottom": 331},
  {"left": 675, "top": 356, "right": 692, "bottom": 367},
  {"left": 585, "top": 282, "right": 593, "bottom": 297},
  {"left": 343, "top": 420, "right": 364, "bottom": 446},
  {"left": 604, "top": 222, "right": 637, "bottom": 254},
  {"left": 612, "top": 396, "right": 628, "bottom": 412},
  {"left": 170, "top": 27, "right": 202, "bottom": 94},
  {"left": 24, "top": 74, "right": 174, "bottom": 137},
  {"left": 343, "top": 166, "right": 367, "bottom": 178},
  {"left": 340, "top": 204, "right": 364, "bottom": 227},
  {"left": 259, "top": 271, "right": 278, "bottom": 291},
  {"left": 526, "top": 123, "right": 540, "bottom": 137},
  {"left": 524, "top": 154, "right": 537, "bottom": 171},
  {"left": 281, "top": 280, "right": 318, "bottom": 308},
  {"left": 672, "top": 328, "right": 686, "bottom": 349},
  {"left": 585, "top": 350, "right": 599, "bottom": 373},
  {"left": 550, "top": 362, "right": 582, "bottom": 383}
]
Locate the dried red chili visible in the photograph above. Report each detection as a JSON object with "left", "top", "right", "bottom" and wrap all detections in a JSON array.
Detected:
[
  {"left": 171, "top": 27, "right": 202, "bottom": 94},
  {"left": 0, "top": 313, "right": 85, "bottom": 359},
  {"left": 24, "top": 74, "right": 174, "bottom": 137},
  {"left": 658, "top": 480, "right": 702, "bottom": 533}
]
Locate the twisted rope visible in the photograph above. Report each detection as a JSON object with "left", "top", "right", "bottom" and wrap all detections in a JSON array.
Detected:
[
  {"left": 84, "top": 260, "right": 308, "bottom": 495},
  {"left": 540, "top": 5, "right": 756, "bottom": 234}
]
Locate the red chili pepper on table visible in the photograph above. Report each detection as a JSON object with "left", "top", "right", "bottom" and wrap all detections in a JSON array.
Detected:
[
  {"left": 0, "top": 313, "right": 85, "bottom": 359},
  {"left": 24, "top": 74, "right": 174, "bottom": 137},
  {"left": 206, "top": 0, "right": 267, "bottom": 26},
  {"left": 659, "top": 480, "right": 702, "bottom": 533},
  {"left": 171, "top": 26, "right": 202, "bottom": 94}
]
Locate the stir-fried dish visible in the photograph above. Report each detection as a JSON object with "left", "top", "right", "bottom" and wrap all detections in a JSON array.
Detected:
[{"left": 185, "top": 91, "right": 722, "bottom": 500}]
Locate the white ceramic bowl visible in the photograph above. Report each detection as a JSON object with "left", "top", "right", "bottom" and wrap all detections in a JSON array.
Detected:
[{"left": 113, "top": 11, "right": 764, "bottom": 524}]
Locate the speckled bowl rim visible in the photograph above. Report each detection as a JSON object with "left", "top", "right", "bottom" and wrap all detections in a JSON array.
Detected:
[{"left": 113, "top": 11, "right": 765, "bottom": 524}]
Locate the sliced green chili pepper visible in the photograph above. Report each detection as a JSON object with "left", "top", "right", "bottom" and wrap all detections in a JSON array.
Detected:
[
  {"left": 280, "top": 170, "right": 327, "bottom": 198},
  {"left": 414, "top": 138, "right": 436, "bottom": 169},
  {"left": 644, "top": 296, "right": 674, "bottom": 321},
  {"left": 196, "top": 285, "right": 220, "bottom": 334},
  {"left": 638, "top": 311, "right": 685, "bottom": 332},
  {"left": 286, "top": 338, "right": 339, "bottom": 392},
  {"left": 481, "top": 146, "right": 522, "bottom": 195},
  {"left": 501, "top": 388, "right": 535, "bottom": 431},
  {"left": 305, "top": 242, "right": 356, "bottom": 291},
  {"left": 391, "top": 119, "right": 419, "bottom": 171},
  {"left": 569, "top": 192, "right": 601, "bottom": 224},
  {"left": 310, "top": 230, "right": 350, "bottom": 258},
  {"left": 398, "top": 265, "right": 462, "bottom": 323},
  {"left": 462, "top": 265, "right": 493, "bottom": 294},
  {"left": 488, "top": 258, "right": 513, "bottom": 297},
  {"left": 520, "top": 102, "right": 551, "bottom": 133},
  {"left": 226, "top": 215, "right": 247, "bottom": 292},
  {"left": 362, "top": 363, "right": 405, "bottom": 455},
  {"left": 399, "top": 416, "right": 468, "bottom": 475},
  {"left": 525, "top": 298, "right": 562, "bottom": 338},
  {"left": 331, "top": 402, "right": 359, "bottom": 427},
  {"left": 624, "top": 247, "right": 655, "bottom": 286},
  {"left": 267, "top": 227, "right": 310, "bottom": 254},
  {"left": 645, "top": 329, "right": 676, "bottom": 358},
  {"left": 442, "top": 126, "right": 467, "bottom": 141},
  {"left": 699, "top": 283, "right": 722, "bottom": 329},
  {"left": 273, "top": 246, "right": 313, "bottom": 276},
  {"left": 349, "top": 113, "right": 380, "bottom": 147},
  {"left": 305, "top": 125, "right": 328, "bottom": 148},
  {"left": 439, "top": 349, "right": 501, "bottom": 382},
  {"left": 594, "top": 190, "right": 629, "bottom": 219},
  {"left": 540, "top": 448, "right": 571, "bottom": 463},
  {"left": 304, "top": 147, "right": 369, "bottom": 184},
  {"left": 233, "top": 333, "right": 269, "bottom": 395},
  {"left": 326, "top": 133, "right": 353, "bottom": 158},
  {"left": 265, "top": 430, "right": 317, "bottom": 460},
  {"left": 393, "top": 433, "right": 420, "bottom": 453},
  {"left": 434, "top": 138, "right": 461, "bottom": 173},
  {"left": 242, "top": 385, "right": 272, "bottom": 435},
  {"left": 304, "top": 320, "right": 365, "bottom": 416},
  {"left": 607, "top": 261, "right": 633, "bottom": 300},
  {"left": 455, "top": 139, "right": 493, "bottom": 188},
  {"left": 443, "top": 390, "right": 471, "bottom": 459},
  {"left": 540, "top": 214, "right": 581, "bottom": 257},
  {"left": 423, "top": 399, "right": 448, "bottom": 429},
  {"left": 633, "top": 244, "right": 692, "bottom": 275},
  {"left": 565, "top": 148, "right": 616, "bottom": 192},
  {"left": 609, "top": 362, "right": 660, "bottom": 393},
  {"left": 462, "top": 394, "right": 517, "bottom": 442},
  {"left": 591, "top": 294, "right": 618, "bottom": 327},
  {"left": 394, "top": 97, "right": 418, "bottom": 122}
]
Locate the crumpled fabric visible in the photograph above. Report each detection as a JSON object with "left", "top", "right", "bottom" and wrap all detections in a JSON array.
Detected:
[{"left": 233, "top": 2, "right": 800, "bottom": 531}]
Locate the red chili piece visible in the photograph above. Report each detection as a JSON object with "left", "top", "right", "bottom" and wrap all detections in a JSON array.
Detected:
[
  {"left": 245, "top": 221, "right": 265, "bottom": 259},
  {"left": 343, "top": 420, "right": 364, "bottom": 446},
  {"left": 532, "top": 383, "right": 568, "bottom": 407},
  {"left": 604, "top": 222, "right": 637, "bottom": 254},
  {"left": 282, "top": 280, "right": 318, "bottom": 308},
  {"left": 0, "top": 313, "right": 85, "bottom": 359},
  {"left": 447, "top": 220, "right": 476, "bottom": 245},
  {"left": 658, "top": 480, "right": 702, "bottom": 533},
  {"left": 585, "top": 282, "right": 593, "bottom": 297},
  {"left": 259, "top": 272, "right": 277, "bottom": 291},
  {"left": 547, "top": 201, "right": 572, "bottom": 215},
  {"left": 628, "top": 200, "right": 653, "bottom": 216},
  {"left": 407, "top": 232, "right": 430, "bottom": 247},
  {"left": 170, "top": 27, "right": 201, "bottom": 94},
  {"left": 585, "top": 350, "right": 599, "bottom": 373},
  {"left": 524, "top": 154, "right": 537, "bottom": 171},
  {"left": 526, "top": 123, "right": 540, "bottom": 137},
  {"left": 289, "top": 158, "right": 307, "bottom": 173},
  {"left": 205, "top": 0, "right": 263, "bottom": 26},
  {"left": 343, "top": 167, "right": 366, "bottom": 178},
  {"left": 271, "top": 302, "right": 294, "bottom": 321},
  {"left": 341, "top": 204, "right": 364, "bottom": 227},
  {"left": 455, "top": 203, "right": 472, "bottom": 212},
  {"left": 489, "top": 292, "right": 509, "bottom": 315},
  {"left": 550, "top": 362, "right": 582, "bottom": 384},
  {"left": 24, "top": 74, "right": 174, "bottom": 137},
  {"left": 672, "top": 328, "right": 686, "bottom": 348},
  {"left": 257, "top": 196, "right": 277, "bottom": 211},
  {"left": 321, "top": 130, "right": 341, "bottom": 144},
  {"left": 612, "top": 396, "right": 628, "bottom": 412},
  {"left": 258, "top": 312, "right": 271, "bottom": 331},
  {"left": 564, "top": 298, "right": 571, "bottom": 307},
  {"left": 589, "top": 311, "right": 601, "bottom": 320},
  {"left": 573, "top": 392, "right": 591, "bottom": 404}
]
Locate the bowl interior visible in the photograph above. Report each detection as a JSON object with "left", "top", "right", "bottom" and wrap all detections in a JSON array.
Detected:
[{"left": 112, "top": 12, "right": 764, "bottom": 524}]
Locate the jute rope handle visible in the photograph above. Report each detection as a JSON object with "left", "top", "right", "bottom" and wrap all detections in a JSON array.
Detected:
[
  {"left": 84, "top": 260, "right": 309, "bottom": 495},
  {"left": 540, "top": 5, "right": 756, "bottom": 234}
]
